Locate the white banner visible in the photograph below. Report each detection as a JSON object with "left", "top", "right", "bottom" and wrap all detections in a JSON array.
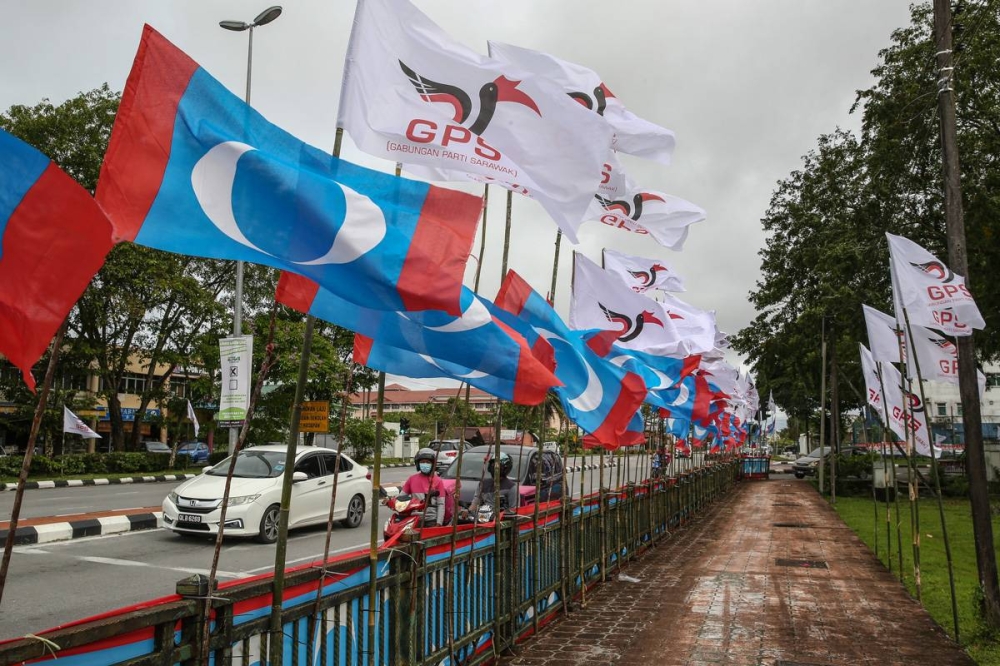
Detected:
[
  {"left": 880, "top": 359, "right": 933, "bottom": 456},
  {"left": 586, "top": 154, "right": 704, "bottom": 250},
  {"left": 859, "top": 344, "right": 885, "bottom": 417},
  {"left": 186, "top": 399, "right": 200, "bottom": 438},
  {"left": 887, "top": 232, "right": 985, "bottom": 336},
  {"left": 339, "top": 0, "right": 611, "bottom": 243},
  {"left": 862, "top": 304, "right": 905, "bottom": 364},
  {"left": 603, "top": 248, "right": 685, "bottom": 293},
  {"left": 218, "top": 335, "right": 253, "bottom": 429},
  {"left": 487, "top": 41, "right": 676, "bottom": 165},
  {"left": 659, "top": 291, "right": 718, "bottom": 356},
  {"left": 63, "top": 406, "right": 101, "bottom": 439},
  {"left": 570, "top": 252, "right": 686, "bottom": 356}
]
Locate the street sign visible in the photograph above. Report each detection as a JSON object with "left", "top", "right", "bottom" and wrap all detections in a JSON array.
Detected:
[{"left": 300, "top": 401, "right": 330, "bottom": 433}]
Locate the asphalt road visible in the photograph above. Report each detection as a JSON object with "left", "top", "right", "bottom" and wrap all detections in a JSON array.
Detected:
[{"left": 0, "top": 454, "right": 665, "bottom": 638}]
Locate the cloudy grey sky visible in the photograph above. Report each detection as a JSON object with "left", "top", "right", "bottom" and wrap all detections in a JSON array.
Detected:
[{"left": 0, "top": 1, "right": 914, "bottom": 391}]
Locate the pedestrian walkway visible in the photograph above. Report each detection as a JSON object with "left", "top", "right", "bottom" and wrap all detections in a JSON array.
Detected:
[{"left": 502, "top": 478, "right": 973, "bottom": 665}]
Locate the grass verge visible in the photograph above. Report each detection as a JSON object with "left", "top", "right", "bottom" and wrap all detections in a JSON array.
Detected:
[{"left": 832, "top": 495, "right": 1000, "bottom": 665}]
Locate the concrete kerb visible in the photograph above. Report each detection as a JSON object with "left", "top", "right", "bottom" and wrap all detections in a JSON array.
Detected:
[
  {"left": 0, "top": 473, "right": 198, "bottom": 492},
  {"left": 0, "top": 512, "right": 163, "bottom": 546}
]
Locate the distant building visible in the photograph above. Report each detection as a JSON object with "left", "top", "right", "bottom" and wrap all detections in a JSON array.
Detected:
[
  {"left": 921, "top": 361, "right": 1000, "bottom": 444},
  {"left": 349, "top": 383, "right": 498, "bottom": 418}
]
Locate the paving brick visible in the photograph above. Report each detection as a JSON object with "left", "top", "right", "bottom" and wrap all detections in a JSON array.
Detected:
[{"left": 501, "top": 479, "right": 975, "bottom": 666}]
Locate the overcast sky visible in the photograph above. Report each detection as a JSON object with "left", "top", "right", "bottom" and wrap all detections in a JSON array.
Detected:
[{"left": 0, "top": 1, "right": 915, "bottom": 394}]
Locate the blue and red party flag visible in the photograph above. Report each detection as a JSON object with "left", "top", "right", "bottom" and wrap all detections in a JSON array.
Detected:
[
  {"left": 97, "top": 25, "right": 482, "bottom": 316},
  {"left": 0, "top": 129, "right": 114, "bottom": 390}
]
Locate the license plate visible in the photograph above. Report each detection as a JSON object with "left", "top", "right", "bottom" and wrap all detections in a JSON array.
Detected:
[{"left": 177, "top": 514, "right": 202, "bottom": 523}]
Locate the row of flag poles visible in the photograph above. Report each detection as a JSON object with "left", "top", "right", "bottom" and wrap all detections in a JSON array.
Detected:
[
  {"left": 0, "top": 0, "right": 762, "bottom": 455},
  {"left": 856, "top": 232, "right": 986, "bottom": 637},
  {"left": 0, "top": 1, "right": 787, "bottom": 656}
]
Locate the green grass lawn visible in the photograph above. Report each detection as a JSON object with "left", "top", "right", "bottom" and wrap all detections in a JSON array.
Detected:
[{"left": 833, "top": 494, "right": 1000, "bottom": 664}]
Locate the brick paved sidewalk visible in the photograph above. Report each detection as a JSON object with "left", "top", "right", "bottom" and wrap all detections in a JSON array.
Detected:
[{"left": 502, "top": 478, "right": 973, "bottom": 666}]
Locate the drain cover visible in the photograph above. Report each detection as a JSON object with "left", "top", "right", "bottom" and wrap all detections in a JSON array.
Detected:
[
  {"left": 775, "top": 558, "right": 828, "bottom": 569},
  {"left": 772, "top": 522, "right": 812, "bottom": 528}
]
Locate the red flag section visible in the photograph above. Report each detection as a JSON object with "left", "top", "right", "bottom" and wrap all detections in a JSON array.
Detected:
[{"left": 0, "top": 130, "right": 114, "bottom": 390}]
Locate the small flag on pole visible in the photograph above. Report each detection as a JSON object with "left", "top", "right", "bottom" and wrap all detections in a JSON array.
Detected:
[
  {"left": 63, "top": 407, "right": 101, "bottom": 439},
  {"left": 187, "top": 399, "right": 200, "bottom": 438}
]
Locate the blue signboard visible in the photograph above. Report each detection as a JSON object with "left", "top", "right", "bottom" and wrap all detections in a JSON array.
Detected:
[{"left": 100, "top": 408, "right": 161, "bottom": 422}]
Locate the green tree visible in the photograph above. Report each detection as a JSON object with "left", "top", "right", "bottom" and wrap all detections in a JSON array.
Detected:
[
  {"left": 1, "top": 87, "right": 235, "bottom": 451},
  {"left": 342, "top": 417, "right": 394, "bottom": 462}
]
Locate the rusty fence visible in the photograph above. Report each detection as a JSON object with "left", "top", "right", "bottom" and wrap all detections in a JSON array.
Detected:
[{"left": 0, "top": 460, "right": 738, "bottom": 666}]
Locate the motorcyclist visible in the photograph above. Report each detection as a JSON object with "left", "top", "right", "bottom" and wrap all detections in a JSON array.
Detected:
[
  {"left": 401, "top": 447, "right": 452, "bottom": 526},
  {"left": 469, "top": 451, "right": 519, "bottom": 516}
]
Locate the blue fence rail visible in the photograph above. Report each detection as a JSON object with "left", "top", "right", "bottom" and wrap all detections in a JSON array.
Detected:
[{"left": 0, "top": 460, "right": 739, "bottom": 666}]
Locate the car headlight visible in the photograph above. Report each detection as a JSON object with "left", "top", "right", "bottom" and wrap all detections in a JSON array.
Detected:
[
  {"left": 226, "top": 494, "right": 261, "bottom": 506},
  {"left": 808, "top": 461, "right": 819, "bottom": 467},
  {"left": 167, "top": 491, "right": 179, "bottom": 505}
]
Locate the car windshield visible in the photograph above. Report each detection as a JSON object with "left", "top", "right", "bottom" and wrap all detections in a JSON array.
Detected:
[
  {"left": 208, "top": 450, "right": 286, "bottom": 478},
  {"left": 178, "top": 443, "right": 199, "bottom": 451},
  {"left": 145, "top": 442, "right": 170, "bottom": 452},
  {"left": 804, "top": 446, "right": 831, "bottom": 458},
  {"left": 440, "top": 450, "right": 532, "bottom": 482}
]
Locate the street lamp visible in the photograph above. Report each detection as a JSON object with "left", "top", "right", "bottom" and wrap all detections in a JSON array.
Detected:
[{"left": 219, "top": 6, "right": 282, "bottom": 450}]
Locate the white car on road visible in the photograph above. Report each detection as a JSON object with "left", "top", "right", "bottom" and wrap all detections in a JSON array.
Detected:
[{"left": 162, "top": 445, "right": 371, "bottom": 543}]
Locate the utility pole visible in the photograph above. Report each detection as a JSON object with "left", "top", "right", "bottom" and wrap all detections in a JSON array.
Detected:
[
  {"left": 933, "top": 0, "right": 1000, "bottom": 628},
  {"left": 818, "top": 317, "right": 827, "bottom": 495},
  {"left": 829, "top": 325, "right": 838, "bottom": 504}
]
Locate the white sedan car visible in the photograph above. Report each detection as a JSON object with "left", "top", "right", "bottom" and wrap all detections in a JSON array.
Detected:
[{"left": 162, "top": 445, "right": 371, "bottom": 543}]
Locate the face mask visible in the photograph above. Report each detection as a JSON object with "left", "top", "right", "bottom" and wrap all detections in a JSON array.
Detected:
[{"left": 419, "top": 462, "right": 433, "bottom": 474}]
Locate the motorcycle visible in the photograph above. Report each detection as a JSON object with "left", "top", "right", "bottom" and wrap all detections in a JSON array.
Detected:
[{"left": 383, "top": 492, "right": 428, "bottom": 540}]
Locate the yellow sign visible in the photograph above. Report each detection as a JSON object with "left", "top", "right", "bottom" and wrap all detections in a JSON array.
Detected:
[{"left": 300, "top": 401, "right": 330, "bottom": 433}]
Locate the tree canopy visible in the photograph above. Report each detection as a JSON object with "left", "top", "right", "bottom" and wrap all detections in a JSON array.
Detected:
[{"left": 732, "top": 1, "right": 1000, "bottom": 435}]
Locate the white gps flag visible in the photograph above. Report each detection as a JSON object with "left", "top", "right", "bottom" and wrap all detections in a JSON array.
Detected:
[
  {"left": 339, "top": 0, "right": 611, "bottom": 243},
  {"left": 187, "top": 399, "right": 200, "bottom": 438},
  {"left": 487, "top": 41, "right": 677, "bottom": 165},
  {"left": 887, "top": 233, "right": 985, "bottom": 336},
  {"left": 603, "top": 248, "right": 685, "bottom": 293},
  {"left": 63, "top": 406, "right": 100, "bottom": 439}
]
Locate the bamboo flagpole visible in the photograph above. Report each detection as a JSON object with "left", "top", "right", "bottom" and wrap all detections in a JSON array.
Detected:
[
  {"left": 901, "top": 307, "right": 960, "bottom": 639},
  {"left": 0, "top": 321, "right": 67, "bottom": 607},
  {"left": 875, "top": 361, "right": 906, "bottom": 582},
  {"left": 365, "top": 371, "right": 387, "bottom": 666},
  {"left": 891, "top": 313, "right": 922, "bottom": 602},
  {"left": 444, "top": 183, "right": 489, "bottom": 661},
  {"left": 309, "top": 362, "right": 357, "bottom": 645}
]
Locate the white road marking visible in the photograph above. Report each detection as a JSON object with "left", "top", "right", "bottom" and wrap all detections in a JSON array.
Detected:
[
  {"left": 17, "top": 548, "right": 50, "bottom": 554},
  {"left": 78, "top": 556, "right": 247, "bottom": 579}
]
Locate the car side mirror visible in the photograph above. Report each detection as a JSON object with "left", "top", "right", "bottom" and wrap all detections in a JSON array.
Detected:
[
  {"left": 201, "top": 466, "right": 212, "bottom": 474},
  {"left": 292, "top": 471, "right": 309, "bottom": 483}
]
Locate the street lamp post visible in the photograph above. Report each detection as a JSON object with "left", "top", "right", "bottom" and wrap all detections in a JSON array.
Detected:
[{"left": 219, "top": 6, "right": 282, "bottom": 453}]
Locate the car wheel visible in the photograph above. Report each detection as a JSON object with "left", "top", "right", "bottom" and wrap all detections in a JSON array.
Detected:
[
  {"left": 341, "top": 495, "right": 365, "bottom": 528},
  {"left": 794, "top": 472, "right": 805, "bottom": 479},
  {"left": 256, "top": 504, "right": 281, "bottom": 544}
]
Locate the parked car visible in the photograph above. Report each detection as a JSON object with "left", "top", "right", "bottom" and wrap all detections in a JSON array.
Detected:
[
  {"left": 162, "top": 444, "right": 371, "bottom": 543},
  {"left": 426, "top": 439, "right": 474, "bottom": 473},
  {"left": 176, "top": 441, "right": 210, "bottom": 465},
  {"left": 142, "top": 440, "right": 171, "bottom": 454},
  {"left": 438, "top": 444, "right": 564, "bottom": 508},
  {"left": 792, "top": 446, "right": 868, "bottom": 479}
]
